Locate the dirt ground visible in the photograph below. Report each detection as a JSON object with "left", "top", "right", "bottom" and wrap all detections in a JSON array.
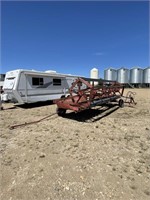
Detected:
[{"left": 0, "top": 89, "right": 150, "bottom": 200}]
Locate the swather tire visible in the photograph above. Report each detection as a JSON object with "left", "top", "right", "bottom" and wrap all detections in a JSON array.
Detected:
[
  {"left": 119, "top": 99, "right": 124, "bottom": 108},
  {"left": 57, "top": 108, "right": 66, "bottom": 116}
]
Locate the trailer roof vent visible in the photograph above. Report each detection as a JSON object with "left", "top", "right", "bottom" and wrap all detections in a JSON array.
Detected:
[{"left": 45, "top": 70, "right": 57, "bottom": 73}]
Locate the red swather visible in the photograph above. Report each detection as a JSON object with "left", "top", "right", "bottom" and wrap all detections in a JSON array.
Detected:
[{"left": 54, "top": 77, "right": 126, "bottom": 116}]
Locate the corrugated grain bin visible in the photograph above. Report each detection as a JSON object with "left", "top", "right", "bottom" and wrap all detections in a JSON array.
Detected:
[
  {"left": 117, "top": 68, "right": 129, "bottom": 83},
  {"left": 143, "top": 67, "right": 150, "bottom": 84},
  {"left": 90, "top": 68, "right": 99, "bottom": 86},
  {"left": 130, "top": 67, "right": 143, "bottom": 84},
  {"left": 90, "top": 68, "right": 99, "bottom": 79},
  {"left": 104, "top": 68, "right": 117, "bottom": 81}
]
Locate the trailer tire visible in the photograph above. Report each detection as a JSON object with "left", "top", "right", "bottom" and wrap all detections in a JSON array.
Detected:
[
  {"left": 61, "top": 95, "right": 65, "bottom": 99},
  {"left": 119, "top": 99, "right": 124, "bottom": 108},
  {"left": 57, "top": 108, "right": 66, "bottom": 116}
]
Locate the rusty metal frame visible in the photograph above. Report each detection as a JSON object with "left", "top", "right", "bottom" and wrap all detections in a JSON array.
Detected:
[{"left": 54, "top": 78, "right": 125, "bottom": 113}]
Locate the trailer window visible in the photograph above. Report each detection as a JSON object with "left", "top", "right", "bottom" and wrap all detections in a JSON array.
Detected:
[
  {"left": 53, "top": 79, "right": 61, "bottom": 86},
  {"left": 32, "top": 77, "right": 44, "bottom": 86},
  {"left": 6, "top": 77, "right": 15, "bottom": 80}
]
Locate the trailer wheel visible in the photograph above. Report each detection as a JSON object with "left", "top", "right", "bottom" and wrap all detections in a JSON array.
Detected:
[
  {"left": 57, "top": 108, "right": 66, "bottom": 116},
  {"left": 119, "top": 99, "right": 124, "bottom": 108},
  {"left": 61, "top": 95, "right": 65, "bottom": 99}
]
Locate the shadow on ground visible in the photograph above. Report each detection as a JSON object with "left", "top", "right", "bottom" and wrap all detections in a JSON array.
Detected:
[
  {"left": 62, "top": 104, "right": 120, "bottom": 122},
  {"left": 16, "top": 101, "right": 54, "bottom": 109}
]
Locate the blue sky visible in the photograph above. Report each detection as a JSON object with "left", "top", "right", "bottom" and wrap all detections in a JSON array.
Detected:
[{"left": 1, "top": 1, "right": 149, "bottom": 78}]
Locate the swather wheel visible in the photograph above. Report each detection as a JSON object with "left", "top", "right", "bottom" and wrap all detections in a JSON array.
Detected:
[
  {"left": 57, "top": 108, "right": 66, "bottom": 116},
  {"left": 119, "top": 99, "right": 124, "bottom": 108}
]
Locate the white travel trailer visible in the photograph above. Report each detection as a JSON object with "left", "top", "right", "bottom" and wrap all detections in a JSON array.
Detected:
[{"left": 3, "top": 69, "right": 84, "bottom": 104}]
